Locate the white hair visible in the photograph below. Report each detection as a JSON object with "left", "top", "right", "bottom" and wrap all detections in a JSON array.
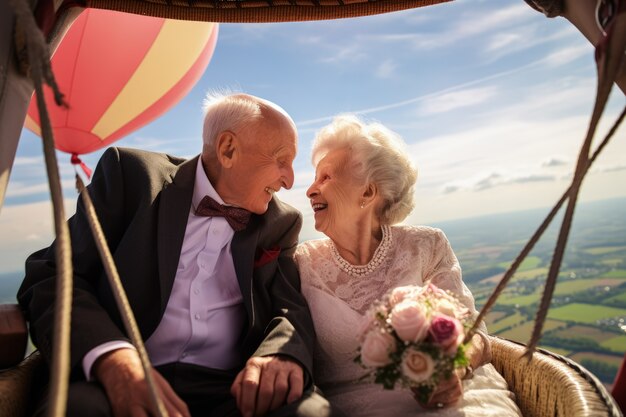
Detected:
[
  {"left": 201, "top": 92, "right": 264, "bottom": 157},
  {"left": 312, "top": 115, "right": 418, "bottom": 225}
]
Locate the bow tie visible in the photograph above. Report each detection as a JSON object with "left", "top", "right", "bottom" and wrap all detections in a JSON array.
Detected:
[{"left": 195, "top": 196, "right": 251, "bottom": 232}]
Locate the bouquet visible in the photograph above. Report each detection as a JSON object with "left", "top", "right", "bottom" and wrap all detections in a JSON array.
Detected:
[{"left": 354, "top": 283, "right": 472, "bottom": 404}]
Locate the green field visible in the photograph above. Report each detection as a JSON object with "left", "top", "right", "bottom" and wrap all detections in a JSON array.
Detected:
[
  {"left": 511, "top": 267, "right": 549, "bottom": 281},
  {"left": 583, "top": 246, "right": 626, "bottom": 255},
  {"left": 606, "top": 290, "right": 626, "bottom": 304},
  {"left": 487, "top": 312, "right": 525, "bottom": 333},
  {"left": 601, "top": 335, "right": 626, "bottom": 353},
  {"left": 484, "top": 311, "right": 508, "bottom": 325},
  {"left": 540, "top": 346, "right": 571, "bottom": 356},
  {"left": 601, "top": 269, "right": 626, "bottom": 278},
  {"left": 553, "top": 278, "right": 625, "bottom": 295},
  {"left": 600, "top": 258, "right": 624, "bottom": 267},
  {"left": 570, "top": 352, "right": 625, "bottom": 367},
  {"left": 547, "top": 303, "right": 626, "bottom": 324},
  {"left": 498, "top": 256, "right": 542, "bottom": 271},
  {"left": 552, "top": 325, "right": 617, "bottom": 342},
  {"left": 498, "top": 293, "right": 540, "bottom": 306},
  {"left": 497, "top": 319, "right": 565, "bottom": 342}
]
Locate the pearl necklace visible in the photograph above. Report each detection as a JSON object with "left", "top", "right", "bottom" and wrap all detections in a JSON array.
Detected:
[{"left": 330, "top": 225, "right": 392, "bottom": 278}]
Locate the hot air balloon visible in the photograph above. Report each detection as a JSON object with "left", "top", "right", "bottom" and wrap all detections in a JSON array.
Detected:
[{"left": 23, "top": 9, "right": 218, "bottom": 157}]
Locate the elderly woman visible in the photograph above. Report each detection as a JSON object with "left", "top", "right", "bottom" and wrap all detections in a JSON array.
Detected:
[{"left": 294, "top": 115, "right": 522, "bottom": 416}]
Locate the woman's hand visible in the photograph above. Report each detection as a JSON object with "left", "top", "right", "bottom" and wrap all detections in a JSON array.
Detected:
[{"left": 413, "top": 368, "right": 464, "bottom": 409}]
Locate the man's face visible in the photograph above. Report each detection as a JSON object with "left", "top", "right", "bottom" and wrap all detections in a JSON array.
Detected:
[{"left": 225, "top": 112, "right": 297, "bottom": 214}]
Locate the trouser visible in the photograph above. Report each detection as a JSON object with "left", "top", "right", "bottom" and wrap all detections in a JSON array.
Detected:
[{"left": 31, "top": 362, "right": 344, "bottom": 417}]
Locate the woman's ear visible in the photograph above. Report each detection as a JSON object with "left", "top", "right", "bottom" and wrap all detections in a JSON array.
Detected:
[
  {"left": 362, "top": 183, "right": 378, "bottom": 206},
  {"left": 215, "top": 131, "right": 238, "bottom": 168}
]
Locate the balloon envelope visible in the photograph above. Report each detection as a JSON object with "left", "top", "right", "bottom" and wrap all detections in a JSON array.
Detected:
[{"left": 25, "top": 10, "right": 218, "bottom": 155}]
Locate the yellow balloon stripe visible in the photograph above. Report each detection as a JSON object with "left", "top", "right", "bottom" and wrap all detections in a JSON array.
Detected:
[
  {"left": 24, "top": 114, "right": 42, "bottom": 136},
  {"left": 92, "top": 21, "right": 215, "bottom": 140}
]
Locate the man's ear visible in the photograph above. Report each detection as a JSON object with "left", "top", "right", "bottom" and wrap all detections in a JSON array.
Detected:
[{"left": 215, "top": 131, "right": 238, "bottom": 168}]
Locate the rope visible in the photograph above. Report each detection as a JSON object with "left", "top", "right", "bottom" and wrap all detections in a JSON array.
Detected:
[
  {"left": 9, "top": 0, "right": 71, "bottom": 415},
  {"left": 74, "top": 174, "right": 168, "bottom": 417},
  {"left": 466, "top": 105, "right": 626, "bottom": 345},
  {"left": 467, "top": 5, "right": 626, "bottom": 354},
  {"left": 524, "top": 5, "right": 626, "bottom": 357},
  {"left": 9, "top": 0, "right": 166, "bottom": 414}
]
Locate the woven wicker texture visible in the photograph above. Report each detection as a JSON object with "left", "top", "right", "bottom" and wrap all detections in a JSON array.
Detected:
[
  {"left": 490, "top": 336, "right": 623, "bottom": 417},
  {"left": 0, "top": 352, "right": 43, "bottom": 417},
  {"left": 1, "top": 337, "right": 623, "bottom": 417},
  {"left": 84, "top": 0, "right": 451, "bottom": 22}
]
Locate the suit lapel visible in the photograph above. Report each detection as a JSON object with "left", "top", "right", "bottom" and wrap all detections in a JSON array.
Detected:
[
  {"left": 157, "top": 155, "right": 198, "bottom": 310},
  {"left": 232, "top": 216, "right": 260, "bottom": 325}
]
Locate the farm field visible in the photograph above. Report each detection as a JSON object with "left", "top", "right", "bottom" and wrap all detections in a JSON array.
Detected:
[{"left": 434, "top": 198, "right": 626, "bottom": 386}]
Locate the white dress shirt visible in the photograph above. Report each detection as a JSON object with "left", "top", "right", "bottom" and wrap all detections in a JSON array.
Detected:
[{"left": 83, "top": 158, "right": 246, "bottom": 378}]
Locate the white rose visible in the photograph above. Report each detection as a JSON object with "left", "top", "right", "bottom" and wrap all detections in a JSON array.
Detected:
[
  {"left": 389, "top": 285, "right": 417, "bottom": 306},
  {"left": 434, "top": 298, "right": 457, "bottom": 318},
  {"left": 401, "top": 349, "right": 435, "bottom": 383},
  {"left": 360, "top": 330, "right": 396, "bottom": 368},
  {"left": 389, "top": 300, "right": 429, "bottom": 342}
]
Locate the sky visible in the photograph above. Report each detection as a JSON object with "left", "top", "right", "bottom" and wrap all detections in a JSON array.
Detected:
[{"left": 1, "top": 0, "right": 625, "bottom": 273}]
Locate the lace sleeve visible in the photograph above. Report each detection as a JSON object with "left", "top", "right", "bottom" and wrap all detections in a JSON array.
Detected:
[{"left": 423, "top": 229, "right": 488, "bottom": 334}]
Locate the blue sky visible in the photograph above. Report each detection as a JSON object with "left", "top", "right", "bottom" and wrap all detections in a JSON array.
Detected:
[{"left": 1, "top": 0, "right": 625, "bottom": 273}]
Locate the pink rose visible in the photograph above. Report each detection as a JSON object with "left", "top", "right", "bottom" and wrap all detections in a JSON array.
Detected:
[
  {"left": 429, "top": 313, "right": 464, "bottom": 356},
  {"left": 361, "top": 330, "right": 396, "bottom": 368},
  {"left": 390, "top": 300, "right": 429, "bottom": 342},
  {"left": 426, "top": 283, "right": 448, "bottom": 298},
  {"left": 401, "top": 349, "right": 435, "bottom": 383}
]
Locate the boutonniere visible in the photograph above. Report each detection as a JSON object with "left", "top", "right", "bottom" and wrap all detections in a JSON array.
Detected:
[{"left": 254, "top": 245, "right": 281, "bottom": 268}]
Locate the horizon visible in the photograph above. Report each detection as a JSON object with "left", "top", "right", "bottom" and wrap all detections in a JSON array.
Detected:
[
  {"left": 0, "top": 195, "right": 623, "bottom": 277},
  {"left": 2, "top": 0, "right": 626, "bottom": 272}
]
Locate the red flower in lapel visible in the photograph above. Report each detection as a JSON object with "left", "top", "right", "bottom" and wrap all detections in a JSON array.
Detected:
[{"left": 254, "top": 245, "right": 281, "bottom": 268}]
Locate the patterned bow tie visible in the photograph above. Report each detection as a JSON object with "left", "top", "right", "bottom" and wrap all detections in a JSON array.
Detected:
[{"left": 195, "top": 195, "right": 251, "bottom": 232}]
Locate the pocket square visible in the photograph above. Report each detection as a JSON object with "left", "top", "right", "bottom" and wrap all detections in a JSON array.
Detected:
[{"left": 254, "top": 246, "right": 281, "bottom": 268}]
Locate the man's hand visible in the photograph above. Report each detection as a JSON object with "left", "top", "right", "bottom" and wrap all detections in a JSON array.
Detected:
[
  {"left": 230, "top": 356, "right": 304, "bottom": 417},
  {"left": 94, "top": 348, "right": 190, "bottom": 417}
]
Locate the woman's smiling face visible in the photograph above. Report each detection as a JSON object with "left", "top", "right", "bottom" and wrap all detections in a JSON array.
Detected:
[{"left": 306, "top": 148, "right": 364, "bottom": 237}]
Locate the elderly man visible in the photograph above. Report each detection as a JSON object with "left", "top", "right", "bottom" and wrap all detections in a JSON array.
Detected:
[{"left": 18, "top": 93, "right": 337, "bottom": 417}]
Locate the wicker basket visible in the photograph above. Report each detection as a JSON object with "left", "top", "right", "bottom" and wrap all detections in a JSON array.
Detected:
[
  {"left": 490, "top": 336, "right": 623, "bottom": 417},
  {"left": 1, "top": 336, "right": 622, "bottom": 417}
]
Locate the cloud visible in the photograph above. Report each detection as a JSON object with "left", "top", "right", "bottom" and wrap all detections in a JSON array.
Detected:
[
  {"left": 442, "top": 172, "right": 557, "bottom": 194},
  {"left": 13, "top": 156, "right": 44, "bottom": 166},
  {"left": 375, "top": 59, "right": 397, "bottom": 79},
  {"left": 599, "top": 164, "right": 626, "bottom": 173},
  {"left": 483, "top": 26, "right": 579, "bottom": 62},
  {"left": 542, "top": 157, "right": 568, "bottom": 167},
  {"left": 418, "top": 86, "right": 497, "bottom": 115},
  {"left": 473, "top": 173, "right": 503, "bottom": 191},
  {"left": 510, "top": 174, "right": 557, "bottom": 184},
  {"left": 5, "top": 179, "right": 76, "bottom": 198},
  {"left": 319, "top": 45, "right": 367, "bottom": 64},
  {"left": 0, "top": 199, "right": 76, "bottom": 272},
  {"left": 543, "top": 44, "right": 591, "bottom": 67},
  {"left": 296, "top": 62, "right": 537, "bottom": 126},
  {"left": 377, "top": 3, "right": 534, "bottom": 50}
]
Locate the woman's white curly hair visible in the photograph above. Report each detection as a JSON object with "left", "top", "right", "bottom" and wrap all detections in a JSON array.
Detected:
[{"left": 312, "top": 115, "right": 418, "bottom": 225}]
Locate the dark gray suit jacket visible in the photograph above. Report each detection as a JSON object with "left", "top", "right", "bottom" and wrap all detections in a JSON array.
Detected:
[{"left": 18, "top": 147, "right": 315, "bottom": 381}]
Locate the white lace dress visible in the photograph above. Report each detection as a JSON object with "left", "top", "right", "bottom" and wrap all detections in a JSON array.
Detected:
[{"left": 294, "top": 225, "right": 522, "bottom": 417}]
